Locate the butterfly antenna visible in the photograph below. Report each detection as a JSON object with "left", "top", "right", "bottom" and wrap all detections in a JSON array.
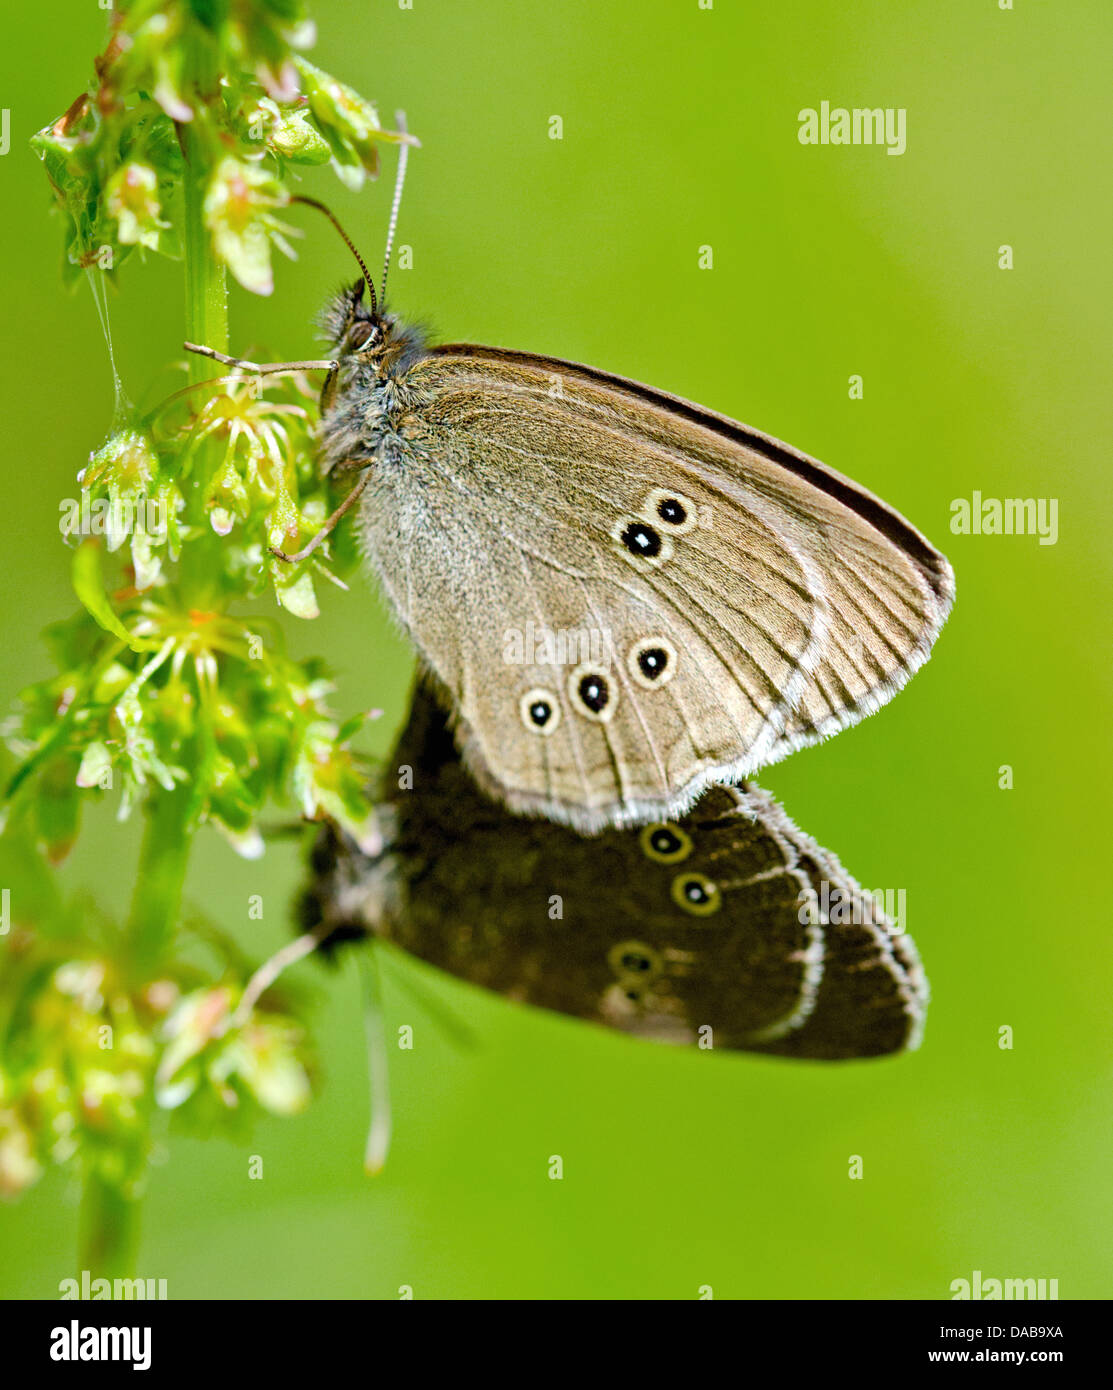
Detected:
[
  {"left": 291, "top": 195, "right": 378, "bottom": 315},
  {"left": 360, "top": 945, "right": 393, "bottom": 1175},
  {"left": 379, "top": 113, "right": 411, "bottom": 307}
]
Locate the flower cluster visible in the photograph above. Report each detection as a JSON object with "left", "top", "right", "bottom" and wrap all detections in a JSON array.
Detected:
[
  {"left": 4, "top": 600, "right": 378, "bottom": 862},
  {"left": 0, "top": 925, "right": 313, "bottom": 1199},
  {"left": 32, "top": 0, "right": 410, "bottom": 290},
  {"left": 2, "top": 0, "right": 407, "bottom": 1229}
]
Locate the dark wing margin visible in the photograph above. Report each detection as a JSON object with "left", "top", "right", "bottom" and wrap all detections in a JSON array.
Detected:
[{"left": 429, "top": 343, "right": 954, "bottom": 606}]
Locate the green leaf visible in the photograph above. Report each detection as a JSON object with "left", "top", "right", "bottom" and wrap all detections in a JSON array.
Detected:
[{"left": 71, "top": 542, "right": 144, "bottom": 652}]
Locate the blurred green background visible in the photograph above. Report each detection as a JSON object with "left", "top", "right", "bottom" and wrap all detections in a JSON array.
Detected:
[{"left": 2, "top": 0, "right": 1110, "bottom": 1299}]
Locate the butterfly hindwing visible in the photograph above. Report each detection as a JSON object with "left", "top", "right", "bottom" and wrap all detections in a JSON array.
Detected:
[{"left": 307, "top": 684, "right": 927, "bottom": 1060}]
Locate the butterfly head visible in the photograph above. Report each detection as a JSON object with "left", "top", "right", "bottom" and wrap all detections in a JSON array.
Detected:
[{"left": 323, "top": 279, "right": 426, "bottom": 379}]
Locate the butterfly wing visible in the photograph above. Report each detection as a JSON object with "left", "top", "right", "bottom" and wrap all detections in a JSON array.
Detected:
[
  {"left": 354, "top": 344, "right": 953, "bottom": 831},
  {"left": 306, "top": 684, "right": 927, "bottom": 1060}
]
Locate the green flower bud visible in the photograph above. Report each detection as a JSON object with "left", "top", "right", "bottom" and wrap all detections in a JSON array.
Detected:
[
  {"left": 295, "top": 58, "right": 386, "bottom": 189},
  {"left": 272, "top": 107, "right": 331, "bottom": 164},
  {"left": 105, "top": 163, "right": 168, "bottom": 251},
  {"left": 203, "top": 157, "right": 296, "bottom": 296}
]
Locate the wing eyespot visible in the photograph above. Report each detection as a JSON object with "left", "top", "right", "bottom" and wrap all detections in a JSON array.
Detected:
[
  {"left": 568, "top": 664, "right": 616, "bottom": 722},
  {"left": 607, "top": 940, "right": 663, "bottom": 985},
  {"left": 644, "top": 488, "right": 698, "bottom": 535},
  {"left": 519, "top": 688, "right": 561, "bottom": 735},
  {"left": 639, "top": 822, "right": 693, "bottom": 864},
  {"left": 628, "top": 636, "right": 678, "bottom": 689},
  {"left": 671, "top": 873, "right": 722, "bottom": 916},
  {"left": 612, "top": 516, "right": 674, "bottom": 569}
]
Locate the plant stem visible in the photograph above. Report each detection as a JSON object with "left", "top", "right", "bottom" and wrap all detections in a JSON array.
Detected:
[
  {"left": 181, "top": 123, "right": 228, "bottom": 386},
  {"left": 123, "top": 120, "right": 226, "bottom": 972},
  {"left": 179, "top": 119, "right": 230, "bottom": 612},
  {"left": 91, "top": 119, "right": 231, "bottom": 1275},
  {"left": 79, "top": 1170, "right": 141, "bottom": 1281},
  {"left": 126, "top": 782, "right": 194, "bottom": 976}
]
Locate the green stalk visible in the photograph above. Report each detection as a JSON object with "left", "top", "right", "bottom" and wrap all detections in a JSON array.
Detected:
[
  {"left": 92, "top": 118, "right": 230, "bottom": 1277},
  {"left": 125, "top": 782, "right": 194, "bottom": 976},
  {"left": 179, "top": 119, "right": 230, "bottom": 612},
  {"left": 124, "top": 118, "right": 225, "bottom": 971},
  {"left": 182, "top": 122, "right": 228, "bottom": 386}
]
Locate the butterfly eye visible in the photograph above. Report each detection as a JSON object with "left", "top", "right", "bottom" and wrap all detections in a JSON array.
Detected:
[
  {"left": 640, "top": 822, "right": 692, "bottom": 864},
  {"left": 645, "top": 488, "right": 698, "bottom": 535},
  {"left": 607, "top": 940, "right": 663, "bottom": 982},
  {"left": 671, "top": 873, "right": 722, "bottom": 916},
  {"left": 628, "top": 636, "right": 678, "bottom": 689},
  {"left": 519, "top": 688, "right": 561, "bottom": 735},
  {"left": 348, "top": 321, "right": 377, "bottom": 350},
  {"left": 612, "top": 517, "right": 674, "bottom": 569},
  {"left": 568, "top": 664, "right": 616, "bottom": 722}
]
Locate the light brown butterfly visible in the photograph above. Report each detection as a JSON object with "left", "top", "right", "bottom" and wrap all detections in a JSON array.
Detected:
[{"left": 190, "top": 150, "right": 954, "bottom": 834}]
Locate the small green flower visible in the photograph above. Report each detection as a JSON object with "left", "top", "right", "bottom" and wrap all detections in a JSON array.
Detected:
[
  {"left": 296, "top": 57, "right": 400, "bottom": 190},
  {"left": 31, "top": 101, "right": 103, "bottom": 283},
  {"left": 238, "top": 93, "right": 331, "bottom": 165},
  {"left": 204, "top": 157, "right": 297, "bottom": 295},
  {"left": 75, "top": 740, "right": 113, "bottom": 790},
  {"left": 66, "top": 423, "right": 176, "bottom": 595},
  {"left": 0, "top": 954, "right": 162, "bottom": 1197},
  {"left": 80, "top": 428, "right": 160, "bottom": 552},
  {"left": 207, "top": 455, "right": 252, "bottom": 537},
  {"left": 213, "top": 1016, "right": 312, "bottom": 1115},
  {"left": 270, "top": 104, "right": 332, "bottom": 164},
  {"left": 155, "top": 986, "right": 312, "bottom": 1120},
  {"left": 105, "top": 163, "right": 168, "bottom": 251}
]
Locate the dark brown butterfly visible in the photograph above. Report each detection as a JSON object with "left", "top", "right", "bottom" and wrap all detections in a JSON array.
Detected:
[{"left": 303, "top": 681, "right": 927, "bottom": 1060}]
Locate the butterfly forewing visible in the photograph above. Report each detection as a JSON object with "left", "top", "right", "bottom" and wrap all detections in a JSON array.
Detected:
[{"left": 352, "top": 344, "right": 953, "bottom": 830}]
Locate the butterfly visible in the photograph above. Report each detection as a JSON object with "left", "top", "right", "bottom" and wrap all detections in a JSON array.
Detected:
[
  {"left": 188, "top": 148, "right": 955, "bottom": 835},
  {"left": 302, "top": 681, "right": 928, "bottom": 1061},
  {"left": 311, "top": 284, "right": 953, "bottom": 835}
]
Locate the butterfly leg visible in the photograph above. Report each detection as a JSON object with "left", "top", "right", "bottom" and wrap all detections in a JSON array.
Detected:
[
  {"left": 225, "top": 920, "right": 334, "bottom": 1032},
  {"left": 269, "top": 468, "right": 372, "bottom": 563},
  {"left": 183, "top": 341, "right": 339, "bottom": 374}
]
